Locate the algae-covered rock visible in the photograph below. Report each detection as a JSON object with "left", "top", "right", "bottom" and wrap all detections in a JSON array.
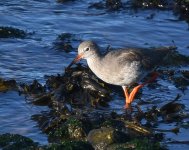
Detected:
[
  {"left": 0, "top": 133, "right": 38, "bottom": 150},
  {"left": 87, "top": 127, "right": 129, "bottom": 150},
  {"left": 0, "top": 26, "right": 27, "bottom": 38},
  {"left": 50, "top": 117, "right": 89, "bottom": 141},
  {"left": 66, "top": 117, "right": 87, "bottom": 140}
]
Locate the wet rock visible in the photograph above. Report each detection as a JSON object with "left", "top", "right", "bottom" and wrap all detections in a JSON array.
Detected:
[
  {"left": 0, "top": 133, "right": 38, "bottom": 150},
  {"left": 0, "top": 26, "right": 27, "bottom": 38},
  {"left": 0, "top": 78, "right": 17, "bottom": 92},
  {"left": 87, "top": 127, "right": 129, "bottom": 150},
  {"left": 52, "top": 33, "right": 81, "bottom": 52}
]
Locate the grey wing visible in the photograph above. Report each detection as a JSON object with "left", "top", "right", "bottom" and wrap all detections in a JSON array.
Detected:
[
  {"left": 117, "top": 47, "right": 170, "bottom": 70},
  {"left": 114, "top": 49, "right": 151, "bottom": 70}
]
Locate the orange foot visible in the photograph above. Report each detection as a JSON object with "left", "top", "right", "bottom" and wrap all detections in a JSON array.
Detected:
[
  {"left": 122, "top": 84, "right": 144, "bottom": 109},
  {"left": 122, "top": 71, "right": 159, "bottom": 110}
]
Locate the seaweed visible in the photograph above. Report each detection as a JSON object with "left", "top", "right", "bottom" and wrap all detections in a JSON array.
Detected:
[
  {"left": 0, "top": 26, "right": 28, "bottom": 39},
  {"left": 0, "top": 133, "right": 38, "bottom": 150},
  {"left": 52, "top": 33, "right": 81, "bottom": 52},
  {"left": 0, "top": 78, "right": 17, "bottom": 92}
]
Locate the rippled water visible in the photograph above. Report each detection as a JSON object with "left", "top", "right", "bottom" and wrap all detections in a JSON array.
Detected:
[{"left": 0, "top": 0, "right": 189, "bottom": 149}]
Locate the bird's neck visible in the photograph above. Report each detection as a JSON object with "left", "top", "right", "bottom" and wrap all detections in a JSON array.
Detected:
[{"left": 86, "top": 52, "right": 102, "bottom": 74}]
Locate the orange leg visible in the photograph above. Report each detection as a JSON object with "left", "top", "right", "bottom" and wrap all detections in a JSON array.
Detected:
[
  {"left": 122, "top": 86, "right": 131, "bottom": 109},
  {"left": 122, "top": 72, "right": 159, "bottom": 109},
  {"left": 128, "top": 84, "right": 144, "bottom": 103}
]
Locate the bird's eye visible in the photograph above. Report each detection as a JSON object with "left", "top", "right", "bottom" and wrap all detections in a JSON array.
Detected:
[{"left": 85, "top": 47, "right": 90, "bottom": 51}]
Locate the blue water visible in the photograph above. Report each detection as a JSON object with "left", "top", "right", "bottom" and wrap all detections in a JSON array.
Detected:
[{"left": 0, "top": 0, "right": 189, "bottom": 149}]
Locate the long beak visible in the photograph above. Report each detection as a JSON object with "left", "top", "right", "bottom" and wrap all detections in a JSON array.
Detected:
[{"left": 67, "top": 53, "right": 84, "bottom": 69}]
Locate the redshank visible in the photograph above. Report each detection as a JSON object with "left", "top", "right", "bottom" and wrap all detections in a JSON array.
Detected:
[{"left": 67, "top": 41, "right": 176, "bottom": 109}]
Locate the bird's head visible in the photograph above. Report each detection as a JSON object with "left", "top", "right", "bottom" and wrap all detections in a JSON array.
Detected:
[
  {"left": 77, "top": 40, "right": 99, "bottom": 59},
  {"left": 67, "top": 41, "right": 99, "bottom": 68}
]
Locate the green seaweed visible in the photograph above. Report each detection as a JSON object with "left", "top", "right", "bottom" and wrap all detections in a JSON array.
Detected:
[{"left": 50, "top": 117, "right": 86, "bottom": 141}]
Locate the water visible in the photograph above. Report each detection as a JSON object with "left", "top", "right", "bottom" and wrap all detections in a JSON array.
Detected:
[{"left": 0, "top": 0, "right": 189, "bottom": 149}]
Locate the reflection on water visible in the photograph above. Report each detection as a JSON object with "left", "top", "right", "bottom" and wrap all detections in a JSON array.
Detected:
[
  {"left": 0, "top": 0, "right": 189, "bottom": 148},
  {"left": 0, "top": 91, "right": 48, "bottom": 144}
]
